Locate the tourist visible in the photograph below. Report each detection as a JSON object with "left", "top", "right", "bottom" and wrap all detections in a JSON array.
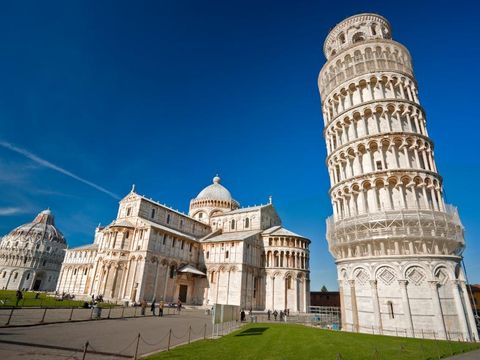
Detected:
[
  {"left": 15, "top": 290, "right": 23, "bottom": 307},
  {"left": 240, "top": 309, "right": 246, "bottom": 322},
  {"left": 267, "top": 309, "right": 271, "bottom": 320},
  {"left": 273, "top": 310, "right": 278, "bottom": 321},
  {"left": 140, "top": 299, "right": 147, "bottom": 316},
  {"left": 279, "top": 310, "right": 284, "bottom": 321},
  {"left": 35, "top": 292, "right": 40, "bottom": 300},
  {"left": 151, "top": 299, "right": 156, "bottom": 316},
  {"left": 159, "top": 300, "right": 164, "bottom": 317},
  {"left": 177, "top": 299, "right": 182, "bottom": 314}
]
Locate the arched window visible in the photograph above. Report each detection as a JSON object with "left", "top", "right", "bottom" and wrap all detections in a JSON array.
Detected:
[
  {"left": 166, "top": 214, "right": 171, "bottom": 224},
  {"left": 339, "top": 33, "right": 346, "bottom": 44},
  {"left": 210, "top": 271, "right": 215, "bottom": 283},
  {"left": 169, "top": 265, "right": 176, "bottom": 279},
  {"left": 26, "top": 273, "right": 30, "bottom": 280},
  {"left": 387, "top": 301, "right": 395, "bottom": 318},
  {"left": 230, "top": 219, "right": 235, "bottom": 230},
  {"left": 225, "top": 251, "right": 229, "bottom": 259},
  {"left": 245, "top": 218, "right": 250, "bottom": 228},
  {"left": 206, "top": 251, "right": 209, "bottom": 259},
  {"left": 352, "top": 32, "right": 366, "bottom": 43},
  {"left": 198, "top": 213, "right": 203, "bottom": 219},
  {"left": 286, "top": 276, "right": 292, "bottom": 289}
]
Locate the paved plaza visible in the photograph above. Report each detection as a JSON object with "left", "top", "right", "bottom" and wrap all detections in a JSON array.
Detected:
[{"left": 0, "top": 309, "right": 215, "bottom": 359}]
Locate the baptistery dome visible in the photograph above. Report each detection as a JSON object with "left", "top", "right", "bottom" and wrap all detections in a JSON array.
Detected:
[{"left": 0, "top": 209, "right": 67, "bottom": 291}]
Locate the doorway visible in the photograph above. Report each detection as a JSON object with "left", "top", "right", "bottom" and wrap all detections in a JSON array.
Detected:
[
  {"left": 33, "top": 279, "right": 42, "bottom": 291},
  {"left": 179, "top": 285, "right": 188, "bottom": 303}
]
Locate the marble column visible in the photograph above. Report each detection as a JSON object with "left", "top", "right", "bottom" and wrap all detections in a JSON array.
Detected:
[
  {"left": 428, "top": 280, "right": 447, "bottom": 339},
  {"left": 451, "top": 280, "right": 471, "bottom": 340},
  {"left": 349, "top": 280, "right": 359, "bottom": 332},
  {"left": 370, "top": 280, "right": 383, "bottom": 333},
  {"left": 398, "top": 280, "right": 414, "bottom": 337},
  {"left": 459, "top": 280, "right": 479, "bottom": 341}
]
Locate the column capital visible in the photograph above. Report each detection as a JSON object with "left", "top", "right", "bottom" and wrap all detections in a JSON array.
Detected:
[
  {"left": 428, "top": 280, "right": 439, "bottom": 288},
  {"left": 369, "top": 280, "right": 378, "bottom": 288},
  {"left": 397, "top": 279, "right": 408, "bottom": 287},
  {"left": 348, "top": 279, "right": 356, "bottom": 287}
]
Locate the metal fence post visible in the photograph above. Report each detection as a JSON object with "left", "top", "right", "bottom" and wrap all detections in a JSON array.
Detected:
[
  {"left": 90, "top": 307, "right": 94, "bottom": 320},
  {"left": 5, "top": 308, "right": 15, "bottom": 326},
  {"left": 188, "top": 325, "right": 191, "bottom": 344},
  {"left": 203, "top": 323, "right": 207, "bottom": 340},
  {"left": 69, "top": 307, "right": 74, "bottom": 321},
  {"left": 40, "top": 308, "right": 48, "bottom": 323},
  {"left": 121, "top": 306, "right": 125, "bottom": 318},
  {"left": 82, "top": 341, "right": 89, "bottom": 360},
  {"left": 134, "top": 333, "right": 140, "bottom": 360},
  {"left": 167, "top": 329, "right": 172, "bottom": 351},
  {"left": 107, "top": 307, "right": 112, "bottom": 319}
]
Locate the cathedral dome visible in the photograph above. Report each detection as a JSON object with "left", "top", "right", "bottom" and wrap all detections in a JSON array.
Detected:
[
  {"left": 195, "top": 176, "right": 233, "bottom": 201},
  {"left": 4, "top": 209, "right": 66, "bottom": 245}
]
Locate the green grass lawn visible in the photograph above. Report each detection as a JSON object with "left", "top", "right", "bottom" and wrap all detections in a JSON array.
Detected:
[
  {"left": 0, "top": 290, "right": 114, "bottom": 308},
  {"left": 145, "top": 323, "right": 480, "bottom": 360}
]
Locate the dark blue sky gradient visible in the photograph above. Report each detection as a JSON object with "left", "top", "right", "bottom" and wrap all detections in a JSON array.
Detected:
[{"left": 0, "top": 1, "right": 479, "bottom": 290}]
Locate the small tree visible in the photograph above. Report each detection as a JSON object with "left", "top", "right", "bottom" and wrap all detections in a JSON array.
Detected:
[{"left": 321, "top": 285, "right": 328, "bottom": 292}]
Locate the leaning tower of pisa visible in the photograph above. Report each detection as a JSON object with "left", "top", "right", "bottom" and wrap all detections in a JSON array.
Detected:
[{"left": 319, "top": 14, "right": 478, "bottom": 340}]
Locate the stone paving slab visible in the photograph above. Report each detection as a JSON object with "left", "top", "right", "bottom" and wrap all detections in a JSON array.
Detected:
[{"left": 0, "top": 309, "right": 213, "bottom": 359}]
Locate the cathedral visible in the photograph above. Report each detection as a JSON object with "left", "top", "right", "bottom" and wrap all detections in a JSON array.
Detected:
[{"left": 56, "top": 176, "right": 311, "bottom": 312}]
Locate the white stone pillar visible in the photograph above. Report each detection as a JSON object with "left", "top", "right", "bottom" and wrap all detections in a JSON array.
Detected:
[
  {"left": 428, "top": 280, "right": 447, "bottom": 339},
  {"left": 370, "top": 280, "right": 383, "bottom": 333},
  {"left": 398, "top": 280, "right": 414, "bottom": 337},
  {"left": 451, "top": 280, "right": 470, "bottom": 340},
  {"left": 459, "top": 280, "right": 479, "bottom": 341},
  {"left": 349, "top": 280, "right": 359, "bottom": 332}
]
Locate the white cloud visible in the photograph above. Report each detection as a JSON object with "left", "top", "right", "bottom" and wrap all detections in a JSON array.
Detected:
[
  {"left": 0, "top": 207, "right": 25, "bottom": 216},
  {"left": 0, "top": 140, "right": 120, "bottom": 200}
]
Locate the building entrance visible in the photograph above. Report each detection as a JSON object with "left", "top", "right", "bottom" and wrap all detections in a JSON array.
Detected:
[{"left": 179, "top": 285, "right": 188, "bottom": 303}]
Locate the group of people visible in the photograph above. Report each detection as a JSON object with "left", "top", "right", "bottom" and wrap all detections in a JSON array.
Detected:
[
  {"left": 267, "top": 309, "right": 290, "bottom": 322},
  {"left": 140, "top": 298, "right": 183, "bottom": 316}
]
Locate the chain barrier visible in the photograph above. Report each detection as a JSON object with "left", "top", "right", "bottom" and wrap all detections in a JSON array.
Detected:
[
  {"left": 171, "top": 328, "right": 190, "bottom": 340},
  {"left": 114, "top": 334, "right": 141, "bottom": 356},
  {"left": 140, "top": 331, "right": 170, "bottom": 347}
]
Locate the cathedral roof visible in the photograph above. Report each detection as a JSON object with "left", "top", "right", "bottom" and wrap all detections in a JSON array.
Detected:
[
  {"left": 262, "top": 225, "right": 308, "bottom": 240},
  {"left": 202, "top": 230, "right": 262, "bottom": 243},
  {"left": 195, "top": 176, "right": 234, "bottom": 202},
  {"left": 3, "top": 209, "right": 67, "bottom": 245},
  {"left": 222, "top": 204, "right": 270, "bottom": 216}
]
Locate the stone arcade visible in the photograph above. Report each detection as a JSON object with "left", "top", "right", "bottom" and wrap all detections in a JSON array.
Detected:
[
  {"left": 56, "top": 176, "right": 310, "bottom": 312},
  {"left": 319, "top": 13, "right": 478, "bottom": 340}
]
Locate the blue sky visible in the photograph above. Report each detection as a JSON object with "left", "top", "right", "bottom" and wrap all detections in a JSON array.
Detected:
[{"left": 0, "top": 0, "right": 479, "bottom": 291}]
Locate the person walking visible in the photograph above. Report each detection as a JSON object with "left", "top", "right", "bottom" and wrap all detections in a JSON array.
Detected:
[
  {"left": 273, "top": 310, "right": 278, "bottom": 321},
  {"left": 150, "top": 299, "right": 156, "bottom": 316},
  {"left": 267, "top": 309, "right": 271, "bottom": 321},
  {"left": 159, "top": 300, "right": 164, "bottom": 317},
  {"left": 240, "top": 309, "right": 246, "bottom": 322},
  {"left": 177, "top": 299, "right": 182, "bottom": 314},
  {"left": 15, "top": 290, "right": 23, "bottom": 307},
  {"left": 140, "top": 299, "right": 147, "bottom": 316}
]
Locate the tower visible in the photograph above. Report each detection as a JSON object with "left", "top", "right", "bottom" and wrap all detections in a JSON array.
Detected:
[{"left": 319, "top": 14, "right": 478, "bottom": 340}]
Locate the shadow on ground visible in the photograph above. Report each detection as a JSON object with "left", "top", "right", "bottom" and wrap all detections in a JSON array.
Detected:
[{"left": 235, "top": 327, "right": 268, "bottom": 336}]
